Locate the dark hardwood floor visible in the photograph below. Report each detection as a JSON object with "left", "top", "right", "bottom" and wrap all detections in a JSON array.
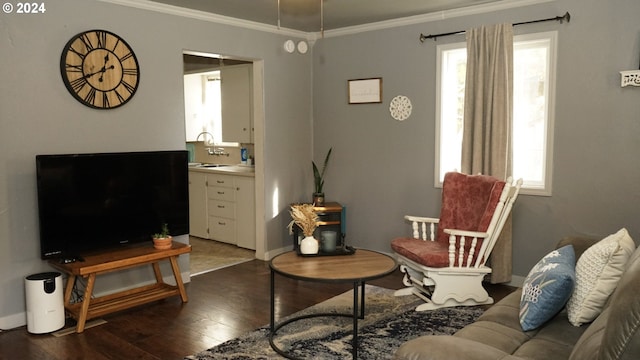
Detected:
[{"left": 0, "top": 259, "right": 516, "bottom": 360}]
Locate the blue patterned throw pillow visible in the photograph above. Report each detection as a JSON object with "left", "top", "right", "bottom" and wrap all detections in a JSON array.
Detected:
[{"left": 519, "top": 245, "right": 576, "bottom": 331}]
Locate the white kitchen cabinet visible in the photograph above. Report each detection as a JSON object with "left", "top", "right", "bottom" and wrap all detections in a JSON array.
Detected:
[
  {"left": 235, "top": 176, "right": 256, "bottom": 250},
  {"left": 188, "top": 171, "right": 208, "bottom": 238},
  {"left": 207, "top": 173, "right": 236, "bottom": 245},
  {"left": 221, "top": 64, "right": 253, "bottom": 143},
  {"left": 189, "top": 169, "right": 255, "bottom": 249}
]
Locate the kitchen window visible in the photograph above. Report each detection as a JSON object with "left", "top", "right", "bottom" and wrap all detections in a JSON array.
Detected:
[{"left": 435, "top": 31, "right": 557, "bottom": 195}]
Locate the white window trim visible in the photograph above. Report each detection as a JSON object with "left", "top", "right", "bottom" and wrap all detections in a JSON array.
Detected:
[
  {"left": 434, "top": 31, "right": 557, "bottom": 196},
  {"left": 434, "top": 41, "right": 465, "bottom": 188}
]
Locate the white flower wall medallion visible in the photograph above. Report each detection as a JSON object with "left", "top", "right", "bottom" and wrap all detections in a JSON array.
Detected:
[{"left": 389, "top": 95, "right": 412, "bottom": 121}]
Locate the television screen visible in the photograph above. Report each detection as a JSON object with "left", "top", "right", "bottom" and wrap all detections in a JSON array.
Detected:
[{"left": 35, "top": 150, "right": 189, "bottom": 260}]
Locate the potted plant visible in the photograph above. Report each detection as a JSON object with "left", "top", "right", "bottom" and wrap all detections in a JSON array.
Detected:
[
  {"left": 287, "top": 203, "right": 319, "bottom": 254},
  {"left": 312, "top": 147, "right": 332, "bottom": 206},
  {"left": 152, "top": 223, "right": 173, "bottom": 250}
]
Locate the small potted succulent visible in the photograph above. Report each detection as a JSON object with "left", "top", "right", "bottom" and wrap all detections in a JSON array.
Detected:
[
  {"left": 312, "top": 147, "right": 332, "bottom": 206},
  {"left": 152, "top": 223, "right": 172, "bottom": 250}
]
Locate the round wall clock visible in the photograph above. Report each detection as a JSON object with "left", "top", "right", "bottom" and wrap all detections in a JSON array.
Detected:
[
  {"left": 60, "top": 30, "right": 140, "bottom": 109},
  {"left": 389, "top": 95, "right": 412, "bottom": 121}
]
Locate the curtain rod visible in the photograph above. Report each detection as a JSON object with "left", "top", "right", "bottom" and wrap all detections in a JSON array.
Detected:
[{"left": 419, "top": 11, "right": 571, "bottom": 42}]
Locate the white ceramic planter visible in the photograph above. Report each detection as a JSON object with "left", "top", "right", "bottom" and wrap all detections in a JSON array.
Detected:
[{"left": 300, "top": 236, "right": 319, "bottom": 255}]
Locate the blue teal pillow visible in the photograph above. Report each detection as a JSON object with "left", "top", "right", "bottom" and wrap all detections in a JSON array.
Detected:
[{"left": 519, "top": 245, "right": 576, "bottom": 331}]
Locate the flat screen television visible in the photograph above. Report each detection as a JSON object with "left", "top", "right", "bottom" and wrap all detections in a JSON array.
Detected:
[{"left": 35, "top": 150, "right": 189, "bottom": 260}]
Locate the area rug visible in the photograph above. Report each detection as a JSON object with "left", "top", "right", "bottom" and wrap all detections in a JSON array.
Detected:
[{"left": 185, "top": 285, "right": 484, "bottom": 359}]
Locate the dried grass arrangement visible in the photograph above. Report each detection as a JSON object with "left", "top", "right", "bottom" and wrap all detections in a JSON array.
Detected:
[{"left": 287, "top": 203, "right": 319, "bottom": 237}]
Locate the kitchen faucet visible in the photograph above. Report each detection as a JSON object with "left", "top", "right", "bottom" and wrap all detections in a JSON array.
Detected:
[
  {"left": 195, "top": 131, "right": 229, "bottom": 157},
  {"left": 195, "top": 131, "right": 214, "bottom": 145}
]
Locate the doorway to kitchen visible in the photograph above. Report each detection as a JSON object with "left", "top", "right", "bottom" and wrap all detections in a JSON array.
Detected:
[{"left": 183, "top": 50, "right": 265, "bottom": 273}]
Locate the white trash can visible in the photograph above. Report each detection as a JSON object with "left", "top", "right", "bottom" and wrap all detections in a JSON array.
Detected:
[{"left": 25, "top": 272, "right": 65, "bottom": 334}]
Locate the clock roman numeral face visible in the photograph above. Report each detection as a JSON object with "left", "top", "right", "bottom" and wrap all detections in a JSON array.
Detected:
[{"left": 60, "top": 30, "right": 140, "bottom": 109}]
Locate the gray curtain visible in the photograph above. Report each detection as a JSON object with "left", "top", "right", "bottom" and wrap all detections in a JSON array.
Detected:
[
  {"left": 461, "top": 23, "right": 513, "bottom": 179},
  {"left": 461, "top": 23, "right": 514, "bottom": 283}
]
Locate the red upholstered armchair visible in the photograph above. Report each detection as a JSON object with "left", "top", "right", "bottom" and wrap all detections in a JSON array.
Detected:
[{"left": 391, "top": 172, "right": 522, "bottom": 311}]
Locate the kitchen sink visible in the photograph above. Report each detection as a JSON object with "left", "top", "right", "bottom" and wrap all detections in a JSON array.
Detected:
[{"left": 199, "top": 164, "right": 229, "bottom": 168}]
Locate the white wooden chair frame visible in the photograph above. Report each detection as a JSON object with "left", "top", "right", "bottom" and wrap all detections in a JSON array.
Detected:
[{"left": 394, "top": 177, "right": 522, "bottom": 311}]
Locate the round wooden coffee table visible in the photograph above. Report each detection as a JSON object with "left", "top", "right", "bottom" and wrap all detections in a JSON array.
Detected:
[{"left": 269, "top": 249, "right": 397, "bottom": 359}]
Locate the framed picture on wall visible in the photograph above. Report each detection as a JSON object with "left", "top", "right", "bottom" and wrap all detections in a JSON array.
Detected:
[{"left": 348, "top": 78, "right": 382, "bottom": 104}]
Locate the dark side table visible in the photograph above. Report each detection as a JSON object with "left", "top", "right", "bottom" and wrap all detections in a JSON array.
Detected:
[{"left": 291, "top": 202, "right": 344, "bottom": 253}]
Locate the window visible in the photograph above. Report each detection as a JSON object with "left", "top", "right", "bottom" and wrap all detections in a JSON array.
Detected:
[
  {"left": 203, "top": 72, "right": 223, "bottom": 143},
  {"left": 435, "top": 31, "right": 557, "bottom": 195},
  {"left": 186, "top": 71, "right": 239, "bottom": 147},
  {"left": 183, "top": 71, "right": 222, "bottom": 142}
]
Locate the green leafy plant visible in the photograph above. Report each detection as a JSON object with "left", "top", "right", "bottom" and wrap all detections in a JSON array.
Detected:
[
  {"left": 313, "top": 147, "right": 332, "bottom": 194},
  {"left": 153, "top": 223, "right": 170, "bottom": 239}
]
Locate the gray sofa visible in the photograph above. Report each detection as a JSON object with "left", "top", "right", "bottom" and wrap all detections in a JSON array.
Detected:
[{"left": 394, "top": 236, "right": 640, "bottom": 360}]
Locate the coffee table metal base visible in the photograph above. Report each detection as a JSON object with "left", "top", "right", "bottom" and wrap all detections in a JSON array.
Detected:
[
  {"left": 268, "top": 249, "right": 397, "bottom": 359},
  {"left": 269, "top": 274, "right": 366, "bottom": 359}
]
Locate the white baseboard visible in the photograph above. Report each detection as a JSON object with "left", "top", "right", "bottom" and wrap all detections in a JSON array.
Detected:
[
  {"left": 262, "top": 245, "right": 294, "bottom": 260},
  {"left": 0, "top": 312, "right": 27, "bottom": 330}
]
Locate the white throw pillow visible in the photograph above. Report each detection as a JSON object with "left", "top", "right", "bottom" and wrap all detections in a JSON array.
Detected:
[{"left": 567, "top": 228, "right": 636, "bottom": 326}]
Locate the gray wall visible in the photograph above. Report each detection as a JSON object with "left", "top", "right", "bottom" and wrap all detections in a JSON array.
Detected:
[
  {"left": 313, "top": 0, "right": 640, "bottom": 277},
  {"left": 0, "top": 0, "right": 313, "bottom": 328}
]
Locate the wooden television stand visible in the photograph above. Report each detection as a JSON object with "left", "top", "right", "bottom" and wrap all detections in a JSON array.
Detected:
[{"left": 49, "top": 242, "right": 191, "bottom": 333}]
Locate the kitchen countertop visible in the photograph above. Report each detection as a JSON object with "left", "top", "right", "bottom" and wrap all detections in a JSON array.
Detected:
[{"left": 188, "top": 164, "right": 255, "bottom": 177}]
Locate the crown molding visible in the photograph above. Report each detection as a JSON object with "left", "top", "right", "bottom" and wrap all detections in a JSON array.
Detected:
[
  {"left": 97, "top": 0, "right": 309, "bottom": 38},
  {"left": 98, "top": 0, "right": 554, "bottom": 40},
  {"left": 321, "top": 0, "right": 555, "bottom": 38}
]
